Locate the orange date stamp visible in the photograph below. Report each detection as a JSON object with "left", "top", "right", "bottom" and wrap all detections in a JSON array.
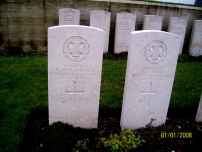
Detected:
[{"left": 160, "top": 132, "right": 192, "bottom": 138}]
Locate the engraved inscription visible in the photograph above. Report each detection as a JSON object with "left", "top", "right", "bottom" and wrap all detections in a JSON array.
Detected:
[
  {"left": 93, "top": 15, "right": 107, "bottom": 30},
  {"left": 145, "top": 40, "right": 167, "bottom": 64},
  {"left": 118, "top": 16, "right": 135, "bottom": 21},
  {"left": 63, "top": 36, "right": 89, "bottom": 62},
  {"left": 64, "top": 11, "right": 75, "bottom": 21},
  {"left": 146, "top": 17, "right": 161, "bottom": 22},
  {"left": 133, "top": 67, "right": 172, "bottom": 82},
  {"left": 50, "top": 64, "right": 99, "bottom": 80},
  {"left": 171, "top": 20, "right": 186, "bottom": 25},
  {"left": 66, "top": 81, "right": 84, "bottom": 109},
  {"left": 142, "top": 82, "right": 158, "bottom": 108}
]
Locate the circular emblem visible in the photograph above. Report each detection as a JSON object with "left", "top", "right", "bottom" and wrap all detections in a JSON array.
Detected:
[
  {"left": 144, "top": 40, "right": 167, "bottom": 64},
  {"left": 63, "top": 36, "right": 89, "bottom": 62}
]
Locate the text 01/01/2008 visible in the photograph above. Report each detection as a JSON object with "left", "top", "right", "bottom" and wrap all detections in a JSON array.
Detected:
[{"left": 160, "top": 132, "right": 192, "bottom": 138}]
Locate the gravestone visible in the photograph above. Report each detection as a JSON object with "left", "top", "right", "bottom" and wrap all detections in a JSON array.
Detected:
[
  {"left": 48, "top": 25, "right": 104, "bottom": 129},
  {"left": 189, "top": 20, "right": 202, "bottom": 56},
  {"left": 59, "top": 8, "right": 80, "bottom": 25},
  {"left": 168, "top": 17, "right": 187, "bottom": 54},
  {"left": 143, "top": 15, "right": 163, "bottom": 30},
  {"left": 120, "top": 30, "right": 181, "bottom": 130},
  {"left": 195, "top": 94, "right": 202, "bottom": 122},
  {"left": 114, "top": 13, "right": 136, "bottom": 54},
  {"left": 90, "top": 10, "right": 111, "bottom": 53}
]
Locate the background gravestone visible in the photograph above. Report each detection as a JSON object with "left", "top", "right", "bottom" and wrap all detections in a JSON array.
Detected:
[
  {"left": 114, "top": 13, "right": 136, "bottom": 54},
  {"left": 168, "top": 17, "right": 187, "bottom": 54},
  {"left": 59, "top": 8, "right": 80, "bottom": 25},
  {"left": 90, "top": 10, "right": 111, "bottom": 53},
  {"left": 195, "top": 94, "right": 202, "bottom": 122},
  {"left": 189, "top": 20, "right": 202, "bottom": 56},
  {"left": 143, "top": 15, "right": 163, "bottom": 30},
  {"left": 120, "top": 30, "right": 181, "bottom": 130},
  {"left": 48, "top": 25, "right": 104, "bottom": 129}
]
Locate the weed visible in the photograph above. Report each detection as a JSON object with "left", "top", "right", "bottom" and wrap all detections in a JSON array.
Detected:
[
  {"left": 72, "top": 139, "right": 92, "bottom": 152},
  {"left": 100, "top": 130, "right": 146, "bottom": 152},
  {"left": 178, "top": 54, "right": 189, "bottom": 62},
  {"left": 21, "top": 45, "right": 33, "bottom": 54},
  {"left": 36, "top": 45, "right": 47, "bottom": 55},
  {"left": 0, "top": 41, "right": 8, "bottom": 51}
]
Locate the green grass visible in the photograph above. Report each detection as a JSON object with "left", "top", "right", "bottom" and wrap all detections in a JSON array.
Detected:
[
  {"left": 170, "top": 62, "right": 202, "bottom": 108},
  {"left": 0, "top": 55, "right": 201, "bottom": 151},
  {"left": 100, "top": 60, "right": 126, "bottom": 108},
  {"left": 0, "top": 57, "right": 48, "bottom": 152}
]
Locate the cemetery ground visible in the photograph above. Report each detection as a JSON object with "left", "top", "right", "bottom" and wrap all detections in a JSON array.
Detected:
[{"left": 0, "top": 50, "right": 202, "bottom": 152}]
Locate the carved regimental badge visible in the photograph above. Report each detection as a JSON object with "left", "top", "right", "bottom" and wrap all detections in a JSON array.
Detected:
[
  {"left": 144, "top": 40, "right": 167, "bottom": 64},
  {"left": 63, "top": 36, "right": 89, "bottom": 62}
]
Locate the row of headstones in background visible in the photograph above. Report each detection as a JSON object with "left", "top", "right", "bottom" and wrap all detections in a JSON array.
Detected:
[
  {"left": 59, "top": 8, "right": 202, "bottom": 56},
  {"left": 59, "top": 8, "right": 111, "bottom": 53},
  {"left": 115, "top": 15, "right": 187, "bottom": 54},
  {"left": 48, "top": 25, "right": 202, "bottom": 129},
  {"left": 189, "top": 20, "right": 202, "bottom": 56}
]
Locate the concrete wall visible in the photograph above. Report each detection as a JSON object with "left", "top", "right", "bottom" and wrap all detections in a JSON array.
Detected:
[{"left": 0, "top": 0, "right": 202, "bottom": 53}]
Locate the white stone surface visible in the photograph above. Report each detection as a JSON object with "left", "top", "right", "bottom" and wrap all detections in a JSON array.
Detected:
[
  {"left": 195, "top": 94, "right": 202, "bottom": 122},
  {"left": 168, "top": 17, "right": 187, "bottom": 54},
  {"left": 120, "top": 30, "right": 181, "bottom": 130},
  {"left": 143, "top": 15, "right": 163, "bottom": 30},
  {"left": 189, "top": 20, "right": 202, "bottom": 57},
  {"left": 114, "top": 13, "right": 136, "bottom": 54},
  {"left": 90, "top": 10, "right": 111, "bottom": 53},
  {"left": 59, "top": 8, "right": 80, "bottom": 25},
  {"left": 48, "top": 25, "right": 104, "bottom": 129}
]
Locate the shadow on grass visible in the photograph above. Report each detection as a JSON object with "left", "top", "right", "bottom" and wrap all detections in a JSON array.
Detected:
[{"left": 167, "top": 105, "right": 199, "bottom": 118}]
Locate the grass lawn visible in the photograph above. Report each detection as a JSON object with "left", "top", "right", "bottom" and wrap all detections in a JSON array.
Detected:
[{"left": 0, "top": 55, "right": 201, "bottom": 151}]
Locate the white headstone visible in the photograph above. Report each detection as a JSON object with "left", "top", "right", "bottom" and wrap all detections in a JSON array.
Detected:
[
  {"left": 189, "top": 20, "right": 202, "bottom": 57},
  {"left": 143, "top": 15, "right": 163, "bottom": 30},
  {"left": 120, "top": 30, "right": 181, "bottom": 130},
  {"left": 195, "top": 94, "right": 202, "bottom": 122},
  {"left": 90, "top": 10, "right": 111, "bottom": 53},
  {"left": 168, "top": 17, "right": 187, "bottom": 54},
  {"left": 48, "top": 25, "right": 104, "bottom": 129},
  {"left": 114, "top": 13, "right": 136, "bottom": 54},
  {"left": 59, "top": 8, "right": 80, "bottom": 25}
]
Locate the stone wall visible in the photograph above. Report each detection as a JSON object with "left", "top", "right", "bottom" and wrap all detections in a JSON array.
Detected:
[{"left": 0, "top": 0, "right": 202, "bottom": 53}]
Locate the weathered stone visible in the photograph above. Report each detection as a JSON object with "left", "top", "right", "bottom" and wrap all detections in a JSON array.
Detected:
[
  {"left": 90, "top": 10, "right": 111, "bottom": 53},
  {"left": 120, "top": 30, "right": 181, "bottom": 130},
  {"left": 59, "top": 8, "right": 80, "bottom": 25},
  {"left": 168, "top": 17, "right": 187, "bottom": 54},
  {"left": 189, "top": 20, "right": 202, "bottom": 56},
  {"left": 195, "top": 94, "right": 202, "bottom": 122},
  {"left": 48, "top": 25, "right": 104, "bottom": 128},
  {"left": 114, "top": 13, "right": 136, "bottom": 54},
  {"left": 143, "top": 15, "right": 163, "bottom": 30}
]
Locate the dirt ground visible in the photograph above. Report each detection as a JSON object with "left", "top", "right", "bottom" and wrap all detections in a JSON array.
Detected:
[{"left": 20, "top": 108, "right": 202, "bottom": 152}]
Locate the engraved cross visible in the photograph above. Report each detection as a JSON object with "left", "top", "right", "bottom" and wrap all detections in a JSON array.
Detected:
[
  {"left": 121, "top": 29, "right": 130, "bottom": 39},
  {"left": 142, "top": 82, "right": 158, "bottom": 108},
  {"left": 66, "top": 81, "right": 84, "bottom": 109}
]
